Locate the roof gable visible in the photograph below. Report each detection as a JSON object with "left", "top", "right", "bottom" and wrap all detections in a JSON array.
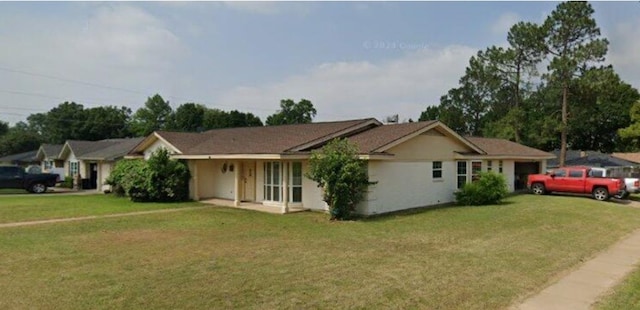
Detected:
[
  {"left": 36, "top": 144, "right": 63, "bottom": 161},
  {"left": 347, "top": 121, "right": 485, "bottom": 155}
]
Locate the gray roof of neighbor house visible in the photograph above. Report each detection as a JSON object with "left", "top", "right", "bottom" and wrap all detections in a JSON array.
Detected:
[
  {"left": 150, "top": 118, "right": 381, "bottom": 155},
  {"left": 39, "top": 144, "right": 64, "bottom": 159},
  {"left": 62, "top": 138, "right": 145, "bottom": 161},
  {"left": 80, "top": 137, "right": 145, "bottom": 160},
  {"left": 547, "top": 150, "right": 637, "bottom": 168},
  {"left": 0, "top": 150, "right": 39, "bottom": 164},
  {"left": 466, "top": 137, "right": 555, "bottom": 158}
]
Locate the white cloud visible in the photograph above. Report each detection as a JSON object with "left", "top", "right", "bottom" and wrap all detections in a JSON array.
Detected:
[
  {"left": 217, "top": 45, "right": 476, "bottom": 121},
  {"left": 491, "top": 12, "right": 521, "bottom": 36},
  {"left": 0, "top": 4, "right": 188, "bottom": 124}
]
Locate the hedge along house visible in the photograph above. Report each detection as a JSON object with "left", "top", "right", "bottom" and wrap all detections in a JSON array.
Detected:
[{"left": 128, "top": 119, "right": 554, "bottom": 215}]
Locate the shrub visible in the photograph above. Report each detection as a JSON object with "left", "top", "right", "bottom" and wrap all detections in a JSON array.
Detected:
[
  {"left": 105, "top": 149, "right": 190, "bottom": 202},
  {"left": 60, "top": 176, "right": 73, "bottom": 189},
  {"left": 106, "top": 159, "right": 146, "bottom": 196},
  {"left": 306, "top": 138, "right": 374, "bottom": 220},
  {"left": 455, "top": 171, "right": 509, "bottom": 206}
]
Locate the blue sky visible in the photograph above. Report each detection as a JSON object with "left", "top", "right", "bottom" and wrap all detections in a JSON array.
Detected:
[{"left": 1, "top": 1, "right": 639, "bottom": 125}]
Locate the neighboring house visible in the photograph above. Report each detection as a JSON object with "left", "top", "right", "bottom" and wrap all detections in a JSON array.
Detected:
[
  {"left": 612, "top": 153, "right": 640, "bottom": 165},
  {"left": 548, "top": 150, "right": 638, "bottom": 168},
  {"left": 36, "top": 144, "right": 65, "bottom": 179},
  {"left": 58, "top": 138, "right": 144, "bottom": 191},
  {"left": 0, "top": 150, "right": 40, "bottom": 167},
  {"left": 128, "top": 119, "right": 554, "bottom": 215}
]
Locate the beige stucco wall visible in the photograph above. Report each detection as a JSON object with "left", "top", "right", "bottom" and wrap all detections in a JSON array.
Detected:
[
  {"left": 359, "top": 160, "right": 458, "bottom": 215},
  {"left": 387, "top": 130, "right": 475, "bottom": 161},
  {"left": 144, "top": 139, "right": 172, "bottom": 159},
  {"left": 195, "top": 160, "right": 235, "bottom": 200},
  {"left": 98, "top": 161, "right": 112, "bottom": 192}
]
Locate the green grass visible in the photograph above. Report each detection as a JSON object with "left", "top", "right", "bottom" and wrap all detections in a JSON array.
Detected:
[
  {"left": 595, "top": 267, "right": 640, "bottom": 309},
  {"left": 1, "top": 194, "right": 640, "bottom": 309},
  {"left": 0, "top": 194, "right": 204, "bottom": 223}
]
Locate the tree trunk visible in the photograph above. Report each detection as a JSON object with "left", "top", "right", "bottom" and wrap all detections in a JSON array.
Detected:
[
  {"left": 514, "top": 61, "right": 522, "bottom": 143},
  {"left": 559, "top": 82, "right": 568, "bottom": 167}
]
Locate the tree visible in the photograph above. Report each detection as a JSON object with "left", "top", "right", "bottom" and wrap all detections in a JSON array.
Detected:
[
  {"left": 266, "top": 99, "right": 317, "bottom": 126},
  {"left": 82, "top": 106, "right": 132, "bottom": 140},
  {"left": 0, "top": 125, "right": 43, "bottom": 157},
  {"left": 618, "top": 100, "right": 640, "bottom": 148},
  {"left": 306, "top": 138, "right": 373, "bottom": 220},
  {"left": 202, "top": 109, "right": 263, "bottom": 129},
  {"left": 542, "top": 1, "right": 609, "bottom": 166},
  {"left": 28, "top": 102, "right": 87, "bottom": 143},
  {"left": 130, "top": 94, "right": 174, "bottom": 137},
  {"left": 171, "top": 103, "right": 207, "bottom": 132},
  {"left": 0, "top": 121, "right": 8, "bottom": 137},
  {"left": 568, "top": 66, "right": 639, "bottom": 152},
  {"left": 418, "top": 105, "right": 440, "bottom": 121}
]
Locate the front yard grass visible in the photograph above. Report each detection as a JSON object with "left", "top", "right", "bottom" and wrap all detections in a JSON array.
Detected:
[
  {"left": 0, "top": 194, "right": 204, "bottom": 223},
  {"left": 595, "top": 266, "right": 640, "bottom": 309},
  {"left": 1, "top": 194, "right": 640, "bottom": 309}
]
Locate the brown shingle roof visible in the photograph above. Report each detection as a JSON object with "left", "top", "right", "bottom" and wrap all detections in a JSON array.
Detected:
[
  {"left": 347, "top": 121, "right": 437, "bottom": 153},
  {"left": 612, "top": 153, "right": 640, "bottom": 164},
  {"left": 465, "top": 137, "right": 555, "bottom": 158},
  {"left": 157, "top": 118, "right": 379, "bottom": 155}
]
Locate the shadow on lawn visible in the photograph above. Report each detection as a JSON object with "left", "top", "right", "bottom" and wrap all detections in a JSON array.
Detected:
[{"left": 359, "top": 199, "right": 517, "bottom": 222}]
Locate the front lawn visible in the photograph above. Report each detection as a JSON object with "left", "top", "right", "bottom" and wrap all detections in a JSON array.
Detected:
[
  {"left": 595, "top": 266, "right": 640, "bottom": 309},
  {"left": 1, "top": 194, "right": 640, "bottom": 309},
  {"left": 0, "top": 194, "right": 204, "bottom": 223}
]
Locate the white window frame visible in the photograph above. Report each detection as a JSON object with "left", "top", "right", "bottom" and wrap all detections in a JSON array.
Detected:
[
  {"left": 288, "top": 162, "right": 303, "bottom": 203},
  {"left": 264, "top": 162, "right": 281, "bottom": 202},
  {"left": 432, "top": 161, "right": 443, "bottom": 180},
  {"left": 456, "top": 161, "right": 467, "bottom": 189},
  {"left": 69, "top": 161, "right": 79, "bottom": 176}
]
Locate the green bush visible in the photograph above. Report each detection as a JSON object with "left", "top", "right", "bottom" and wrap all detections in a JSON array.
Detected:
[
  {"left": 306, "top": 138, "right": 374, "bottom": 220},
  {"left": 455, "top": 171, "right": 509, "bottom": 206},
  {"left": 105, "top": 149, "right": 190, "bottom": 202},
  {"left": 106, "top": 159, "right": 146, "bottom": 196},
  {"left": 60, "top": 176, "right": 73, "bottom": 189}
]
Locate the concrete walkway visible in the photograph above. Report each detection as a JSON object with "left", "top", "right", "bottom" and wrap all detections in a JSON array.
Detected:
[
  {"left": 514, "top": 229, "right": 640, "bottom": 310},
  {"left": 0, "top": 205, "right": 212, "bottom": 228}
]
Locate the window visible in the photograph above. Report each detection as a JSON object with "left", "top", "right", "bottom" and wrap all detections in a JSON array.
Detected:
[
  {"left": 288, "top": 162, "right": 302, "bottom": 203},
  {"left": 264, "top": 162, "right": 281, "bottom": 202},
  {"left": 457, "top": 161, "right": 467, "bottom": 189},
  {"left": 44, "top": 160, "right": 53, "bottom": 170},
  {"left": 487, "top": 160, "right": 493, "bottom": 172},
  {"left": 498, "top": 160, "right": 503, "bottom": 173},
  {"left": 553, "top": 169, "right": 567, "bottom": 177},
  {"left": 432, "top": 161, "right": 442, "bottom": 179},
  {"left": 69, "top": 161, "right": 79, "bottom": 176},
  {"left": 568, "top": 170, "right": 583, "bottom": 178},
  {"left": 471, "top": 161, "right": 482, "bottom": 181}
]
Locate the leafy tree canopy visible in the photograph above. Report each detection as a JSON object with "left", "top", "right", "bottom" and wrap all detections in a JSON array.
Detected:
[{"left": 266, "top": 99, "right": 317, "bottom": 126}]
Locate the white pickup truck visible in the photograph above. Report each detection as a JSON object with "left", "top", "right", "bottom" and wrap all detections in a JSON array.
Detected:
[{"left": 589, "top": 167, "right": 640, "bottom": 198}]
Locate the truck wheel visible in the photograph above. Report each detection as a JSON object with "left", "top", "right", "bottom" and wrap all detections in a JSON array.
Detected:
[
  {"left": 531, "top": 183, "right": 546, "bottom": 195},
  {"left": 30, "top": 183, "right": 47, "bottom": 194},
  {"left": 592, "top": 187, "right": 609, "bottom": 201}
]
